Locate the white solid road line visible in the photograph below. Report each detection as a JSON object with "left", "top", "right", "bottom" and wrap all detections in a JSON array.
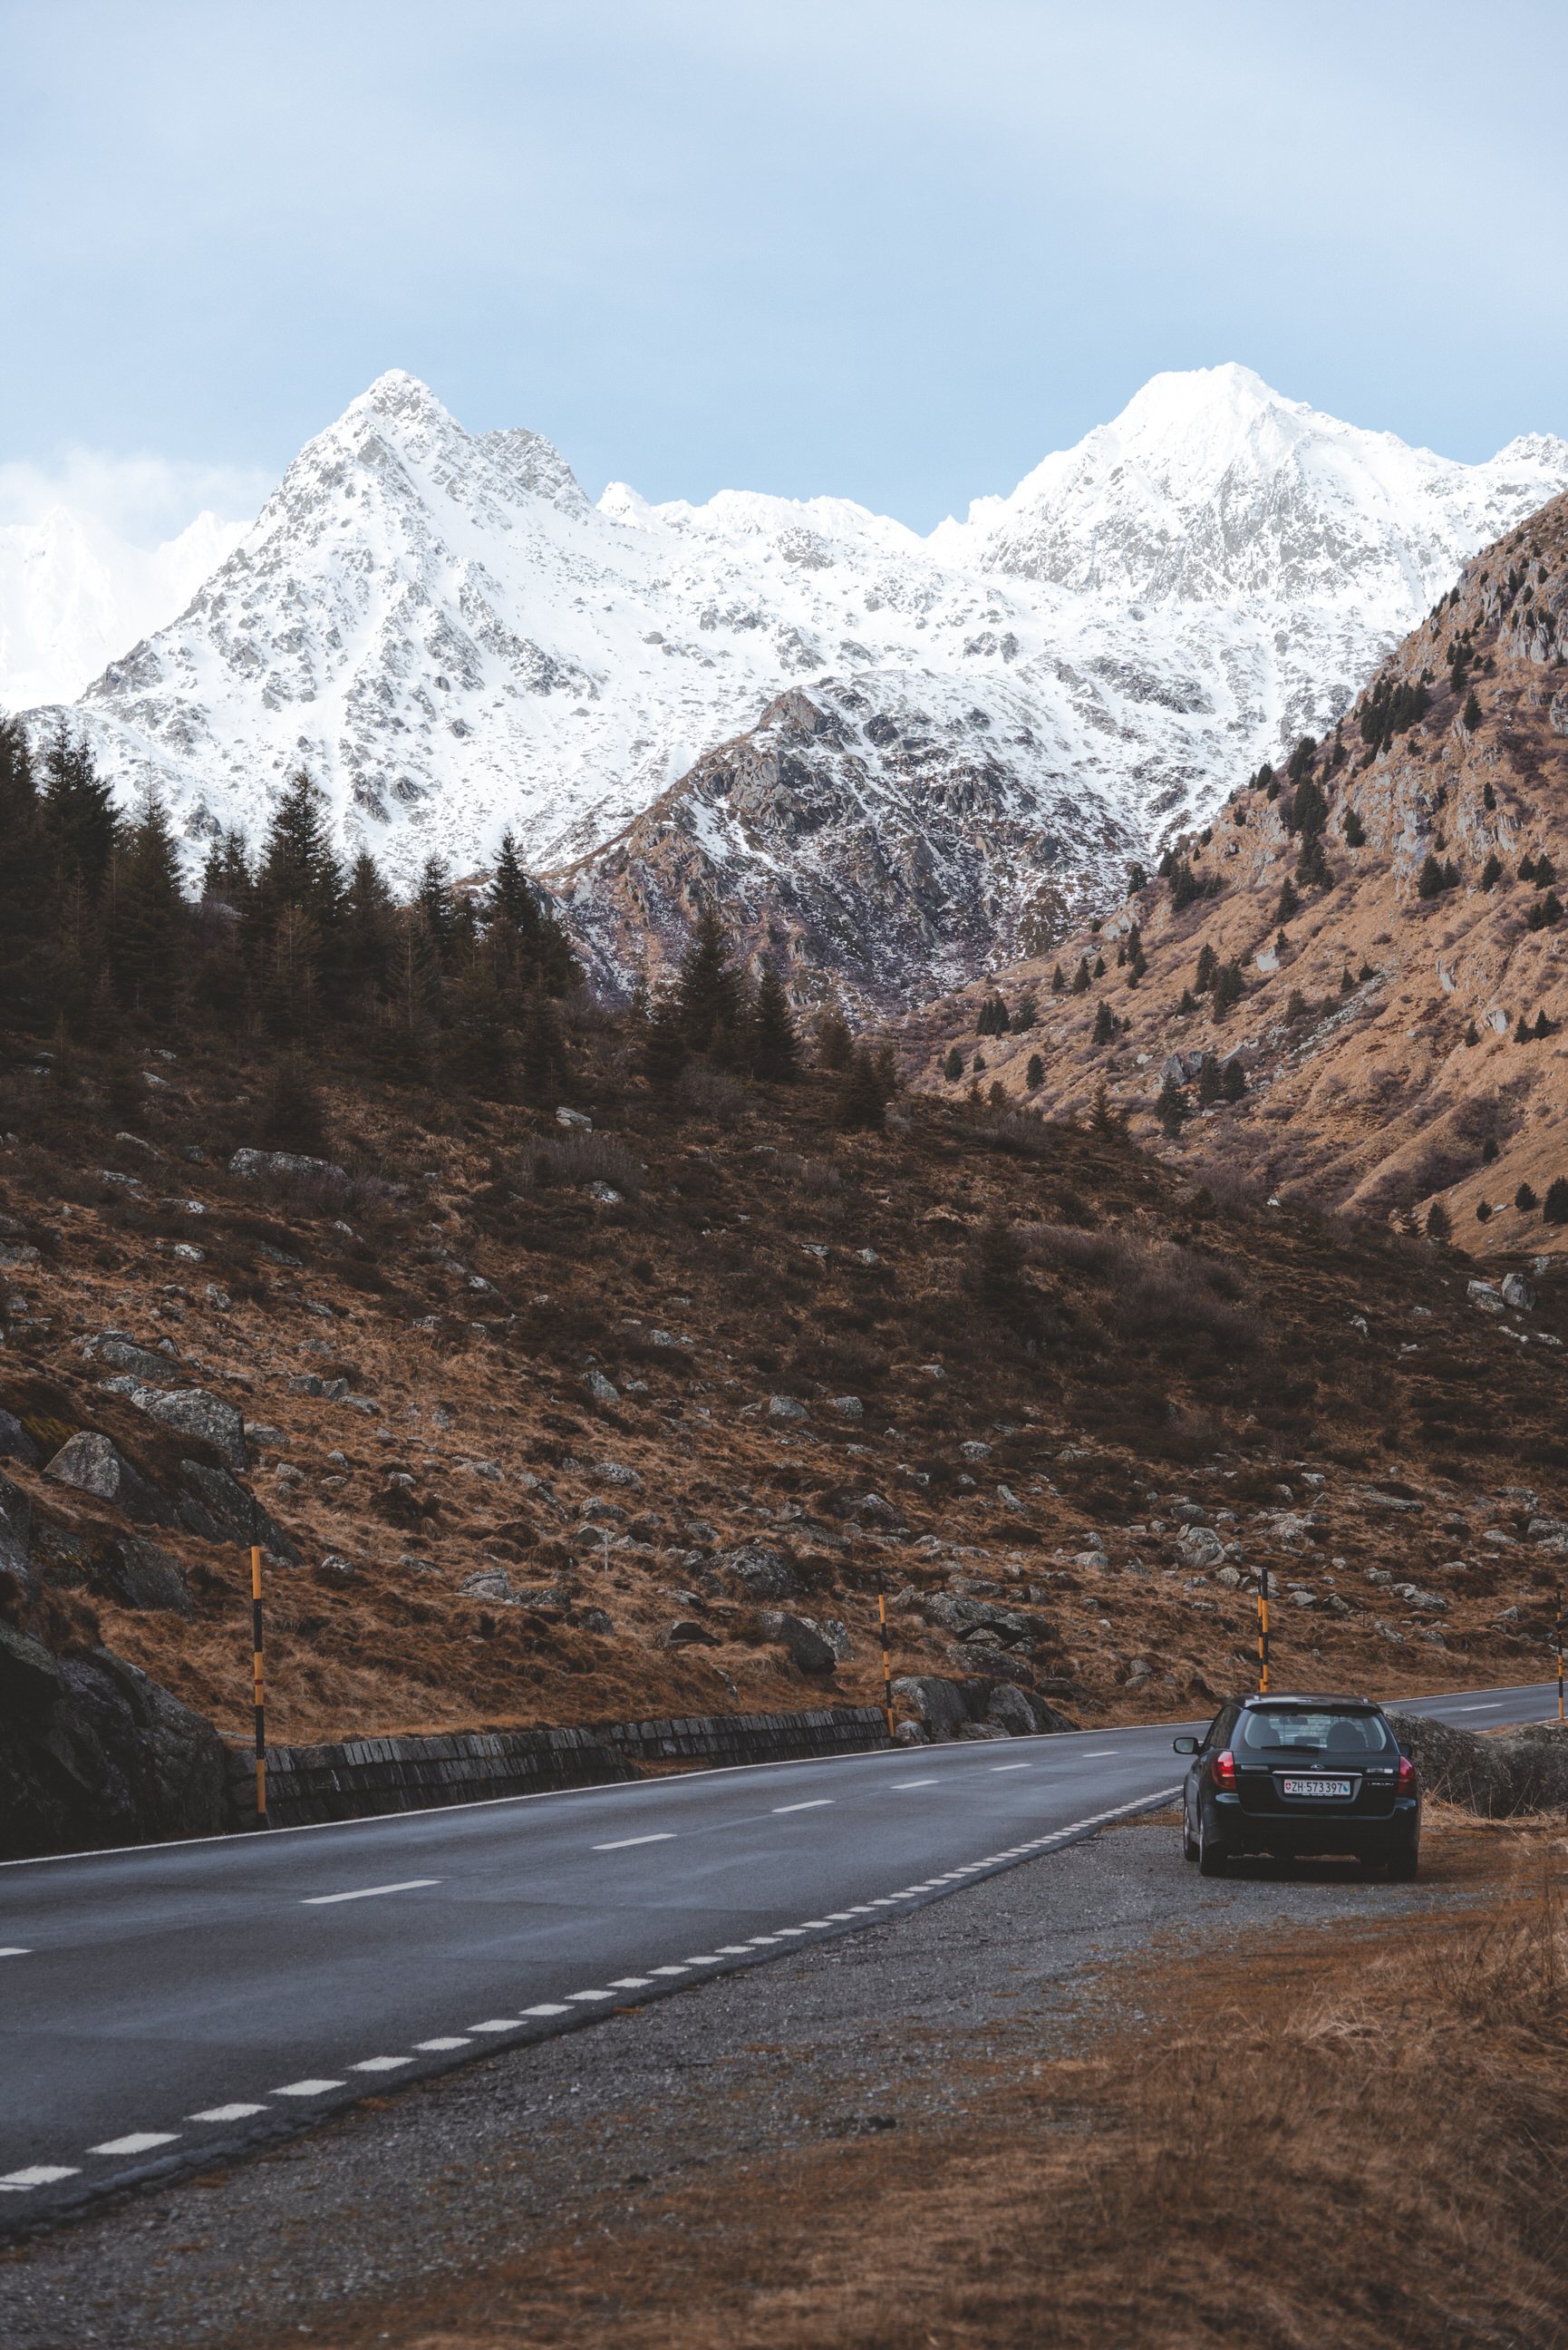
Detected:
[
  {"left": 188, "top": 2103, "right": 267, "bottom": 2122},
  {"left": 773, "top": 1799, "right": 834, "bottom": 1812},
  {"left": 87, "top": 2132, "right": 179, "bottom": 2156},
  {"left": 593, "top": 1833, "right": 676, "bottom": 1850},
  {"left": 301, "top": 1879, "right": 441, "bottom": 1906}
]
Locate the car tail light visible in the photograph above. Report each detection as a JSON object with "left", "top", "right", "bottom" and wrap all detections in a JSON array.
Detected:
[
  {"left": 1213, "top": 1749, "right": 1237, "bottom": 1791},
  {"left": 1398, "top": 1754, "right": 1417, "bottom": 1792}
]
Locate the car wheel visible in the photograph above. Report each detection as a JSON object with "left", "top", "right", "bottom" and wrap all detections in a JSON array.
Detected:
[
  {"left": 1387, "top": 1844, "right": 1419, "bottom": 1881},
  {"left": 1196, "top": 1807, "right": 1227, "bottom": 1878},
  {"left": 1183, "top": 1812, "right": 1198, "bottom": 1862}
]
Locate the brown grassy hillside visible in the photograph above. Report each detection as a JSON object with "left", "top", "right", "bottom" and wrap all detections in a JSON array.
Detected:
[
  {"left": 2, "top": 1020, "right": 1563, "bottom": 1762},
  {"left": 900, "top": 492, "right": 1568, "bottom": 1249}
]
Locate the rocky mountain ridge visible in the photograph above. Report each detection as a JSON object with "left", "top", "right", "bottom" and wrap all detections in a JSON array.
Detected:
[
  {"left": 897, "top": 491, "right": 1568, "bottom": 1247},
  {"left": 13, "top": 367, "right": 1568, "bottom": 1006}
]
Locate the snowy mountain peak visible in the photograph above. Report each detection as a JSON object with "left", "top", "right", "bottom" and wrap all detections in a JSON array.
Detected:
[{"left": 13, "top": 364, "right": 1568, "bottom": 1006}]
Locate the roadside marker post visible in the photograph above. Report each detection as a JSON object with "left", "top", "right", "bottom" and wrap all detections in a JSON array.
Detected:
[
  {"left": 251, "top": 1545, "right": 268, "bottom": 1829},
  {"left": 876, "top": 1570, "right": 895, "bottom": 1739},
  {"left": 1557, "top": 1587, "right": 1563, "bottom": 1725},
  {"left": 1256, "top": 1562, "right": 1270, "bottom": 1695}
]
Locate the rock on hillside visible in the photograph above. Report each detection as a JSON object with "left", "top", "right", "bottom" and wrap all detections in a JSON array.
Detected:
[{"left": 901, "top": 490, "right": 1568, "bottom": 1250}]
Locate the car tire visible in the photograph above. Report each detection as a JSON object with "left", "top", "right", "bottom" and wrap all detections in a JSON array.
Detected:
[
  {"left": 1196, "top": 1808, "right": 1227, "bottom": 1878},
  {"left": 1183, "top": 1814, "right": 1198, "bottom": 1862},
  {"left": 1387, "top": 1844, "right": 1418, "bottom": 1881}
]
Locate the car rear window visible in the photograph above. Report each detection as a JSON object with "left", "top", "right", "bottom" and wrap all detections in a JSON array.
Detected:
[{"left": 1234, "top": 1708, "right": 1392, "bottom": 1756}]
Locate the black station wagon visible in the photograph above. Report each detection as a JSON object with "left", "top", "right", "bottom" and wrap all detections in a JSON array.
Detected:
[{"left": 1174, "top": 1692, "right": 1420, "bottom": 1879}]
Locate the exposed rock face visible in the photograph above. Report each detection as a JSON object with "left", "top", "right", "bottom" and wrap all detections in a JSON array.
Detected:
[
  {"left": 97, "top": 1377, "right": 248, "bottom": 1471},
  {"left": 0, "top": 1625, "right": 226, "bottom": 1860},
  {"left": 44, "top": 1432, "right": 169, "bottom": 1524}
]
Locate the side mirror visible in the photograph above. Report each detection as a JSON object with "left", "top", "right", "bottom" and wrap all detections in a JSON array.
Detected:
[{"left": 1172, "top": 1735, "right": 1199, "bottom": 1755}]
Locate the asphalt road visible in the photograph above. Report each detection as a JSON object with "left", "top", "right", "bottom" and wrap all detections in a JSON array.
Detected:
[{"left": 1, "top": 1675, "right": 1559, "bottom": 2234}]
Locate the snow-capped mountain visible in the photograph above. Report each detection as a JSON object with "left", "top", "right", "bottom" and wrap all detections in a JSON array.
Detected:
[
  {"left": 0, "top": 507, "right": 247, "bottom": 710},
  {"left": 15, "top": 364, "right": 1568, "bottom": 1003}
]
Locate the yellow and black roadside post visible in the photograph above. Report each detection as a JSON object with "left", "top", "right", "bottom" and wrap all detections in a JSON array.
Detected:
[
  {"left": 251, "top": 1545, "right": 268, "bottom": 1829},
  {"left": 1557, "top": 1587, "right": 1563, "bottom": 1725},
  {"left": 1256, "top": 1561, "right": 1270, "bottom": 1695},
  {"left": 876, "top": 1569, "right": 895, "bottom": 1739}
]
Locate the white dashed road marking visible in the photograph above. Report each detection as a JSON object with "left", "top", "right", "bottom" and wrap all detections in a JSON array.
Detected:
[
  {"left": 9, "top": 1779, "right": 1186, "bottom": 2201},
  {"left": 991, "top": 1763, "right": 1031, "bottom": 1772},
  {"left": 891, "top": 1779, "right": 938, "bottom": 1789},
  {"left": 1457, "top": 1704, "right": 1502, "bottom": 1713},
  {"left": 302, "top": 1879, "right": 441, "bottom": 1907},
  {"left": 773, "top": 1800, "right": 834, "bottom": 1812},
  {"left": 593, "top": 1834, "right": 676, "bottom": 1851}
]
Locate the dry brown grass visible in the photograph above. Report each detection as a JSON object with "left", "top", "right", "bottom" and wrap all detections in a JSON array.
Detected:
[{"left": 253, "top": 1826, "right": 1568, "bottom": 2350}]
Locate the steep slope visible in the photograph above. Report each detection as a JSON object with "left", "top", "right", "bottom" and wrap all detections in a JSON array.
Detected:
[
  {"left": 901, "top": 492, "right": 1568, "bottom": 1252},
  {"left": 15, "top": 369, "right": 1568, "bottom": 1006},
  {"left": 0, "top": 505, "right": 245, "bottom": 709}
]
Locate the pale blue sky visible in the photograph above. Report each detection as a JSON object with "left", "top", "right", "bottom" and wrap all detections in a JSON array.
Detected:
[{"left": 6, "top": 0, "right": 1567, "bottom": 538}]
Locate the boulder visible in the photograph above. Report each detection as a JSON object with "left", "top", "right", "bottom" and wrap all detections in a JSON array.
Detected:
[
  {"left": 100, "top": 1539, "right": 192, "bottom": 1616},
  {"left": 595, "top": 1460, "right": 643, "bottom": 1488},
  {"left": 1387, "top": 1713, "right": 1568, "bottom": 1816},
  {"left": 893, "top": 1718, "right": 930, "bottom": 1745},
  {"left": 82, "top": 1331, "right": 184, "bottom": 1388},
  {"left": 755, "top": 1610, "right": 837, "bottom": 1675},
  {"left": 1502, "top": 1273, "right": 1536, "bottom": 1310},
  {"left": 1467, "top": 1280, "right": 1505, "bottom": 1315},
  {"left": 828, "top": 1395, "right": 864, "bottom": 1419},
  {"left": 555, "top": 1107, "right": 593, "bottom": 1131},
  {"left": 99, "top": 1378, "right": 248, "bottom": 1471},
  {"left": 585, "top": 1369, "right": 618, "bottom": 1404},
  {"left": 890, "top": 1674, "right": 970, "bottom": 1738},
  {"left": 946, "top": 1644, "right": 1035, "bottom": 1687},
  {"left": 176, "top": 1461, "right": 304, "bottom": 1566},
  {"left": 800, "top": 1616, "right": 854, "bottom": 1661},
  {"left": 44, "top": 1432, "right": 170, "bottom": 1525},
  {"left": 658, "top": 1618, "right": 719, "bottom": 1649},
  {"left": 229, "top": 1148, "right": 346, "bottom": 1182},
  {"left": 1177, "top": 1526, "right": 1227, "bottom": 1568},
  {"left": 0, "top": 1410, "right": 40, "bottom": 1469},
  {"left": 768, "top": 1394, "right": 809, "bottom": 1422},
  {"left": 984, "top": 1683, "right": 1074, "bottom": 1736},
  {"left": 720, "top": 1542, "right": 799, "bottom": 1599},
  {"left": 460, "top": 1568, "right": 514, "bottom": 1601}
]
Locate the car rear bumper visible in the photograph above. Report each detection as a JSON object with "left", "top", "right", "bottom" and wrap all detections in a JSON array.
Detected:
[{"left": 1209, "top": 1792, "right": 1419, "bottom": 1860}]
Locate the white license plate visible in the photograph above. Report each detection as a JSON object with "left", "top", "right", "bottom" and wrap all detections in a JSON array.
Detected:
[{"left": 1282, "top": 1777, "right": 1352, "bottom": 1798}]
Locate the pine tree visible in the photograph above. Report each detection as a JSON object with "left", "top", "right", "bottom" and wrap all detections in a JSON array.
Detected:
[
  {"left": 1156, "top": 1072, "right": 1188, "bottom": 1137},
  {"left": 1535, "top": 1009, "right": 1553, "bottom": 1040},
  {"left": 1515, "top": 1016, "right": 1532, "bottom": 1044},
  {"left": 1010, "top": 994, "right": 1038, "bottom": 1031},
  {"left": 1275, "top": 877, "right": 1300, "bottom": 926},
  {"left": 752, "top": 963, "right": 799, "bottom": 1081},
  {"left": 1196, "top": 1054, "right": 1222, "bottom": 1107},
  {"left": 1480, "top": 852, "right": 1502, "bottom": 891},
  {"left": 1177, "top": 987, "right": 1196, "bottom": 1016},
  {"left": 520, "top": 978, "right": 569, "bottom": 1099},
  {"left": 1462, "top": 690, "right": 1483, "bottom": 732},
  {"left": 1544, "top": 1178, "right": 1568, "bottom": 1228},
  {"left": 1090, "top": 956, "right": 1105, "bottom": 980},
  {"left": 263, "top": 1052, "right": 328, "bottom": 1151},
  {"left": 489, "top": 829, "right": 578, "bottom": 995},
  {"left": 446, "top": 950, "right": 510, "bottom": 1098},
  {"left": 835, "top": 1048, "right": 886, "bottom": 1131},
  {"left": 1425, "top": 1199, "right": 1453, "bottom": 1245},
  {"left": 1070, "top": 957, "right": 1090, "bottom": 995},
  {"left": 1343, "top": 809, "right": 1366, "bottom": 848},
  {"left": 111, "top": 786, "right": 186, "bottom": 1022},
  {"left": 1092, "top": 999, "right": 1114, "bottom": 1044},
  {"left": 817, "top": 1013, "right": 854, "bottom": 1072},
  {"left": 415, "top": 854, "right": 457, "bottom": 970},
  {"left": 1220, "top": 1056, "right": 1246, "bottom": 1102},
  {"left": 256, "top": 771, "right": 344, "bottom": 939},
  {"left": 0, "top": 715, "right": 48, "bottom": 1024},
  {"left": 1195, "top": 942, "right": 1217, "bottom": 991},
  {"left": 1483, "top": 782, "right": 1496, "bottom": 811},
  {"left": 943, "top": 1045, "right": 964, "bottom": 1082},
  {"left": 673, "top": 906, "right": 744, "bottom": 1053},
  {"left": 1090, "top": 1078, "right": 1119, "bottom": 1137},
  {"left": 1476, "top": 1199, "right": 1493, "bottom": 1224},
  {"left": 1516, "top": 1182, "right": 1539, "bottom": 1211},
  {"left": 1212, "top": 961, "right": 1244, "bottom": 1017},
  {"left": 1418, "top": 853, "right": 1447, "bottom": 900},
  {"left": 39, "top": 721, "right": 116, "bottom": 908},
  {"left": 640, "top": 993, "right": 689, "bottom": 1090},
  {"left": 1026, "top": 1053, "right": 1044, "bottom": 1089},
  {"left": 1464, "top": 1020, "right": 1480, "bottom": 1046},
  {"left": 1050, "top": 964, "right": 1066, "bottom": 995},
  {"left": 1340, "top": 967, "right": 1354, "bottom": 995}
]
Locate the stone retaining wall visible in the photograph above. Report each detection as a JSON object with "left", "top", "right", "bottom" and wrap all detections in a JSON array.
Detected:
[{"left": 227, "top": 1704, "right": 892, "bottom": 1830}]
